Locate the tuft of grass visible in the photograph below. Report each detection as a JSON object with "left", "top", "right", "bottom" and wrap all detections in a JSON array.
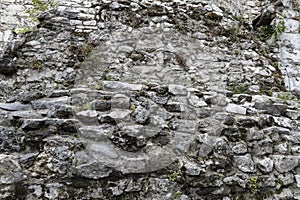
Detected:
[
  {"left": 230, "top": 80, "right": 249, "bottom": 94},
  {"left": 29, "top": 57, "right": 43, "bottom": 69},
  {"left": 277, "top": 92, "right": 294, "bottom": 101}
]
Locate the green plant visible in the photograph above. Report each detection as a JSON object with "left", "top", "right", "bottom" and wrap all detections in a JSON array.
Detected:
[
  {"left": 277, "top": 92, "right": 293, "bottom": 101},
  {"left": 27, "top": 0, "right": 58, "bottom": 22},
  {"left": 258, "top": 17, "right": 286, "bottom": 41},
  {"left": 29, "top": 57, "right": 43, "bottom": 69},
  {"left": 230, "top": 80, "right": 249, "bottom": 94},
  {"left": 15, "top": 0, "right": 58, "bottom": 34},
  {"left": 250, "top": 176, "right": 258, "bottom": 189},
  {"left": 273, "top": 18, "right": 286, "bottom": 38},
  {"left": 258, "top": 25, "right": 274, "bottom": 40},
  {"left": 80, "top": 44, "right": 94, "bottom": 57},
  {"left": 15, "top": 26, "right": 32, "bottom": 34},
  {"left": 168, "top": 171, "right": 181, "bottom": 182},
  {"left": 175, "top": 191, "right": 183, "bottom": 199}
]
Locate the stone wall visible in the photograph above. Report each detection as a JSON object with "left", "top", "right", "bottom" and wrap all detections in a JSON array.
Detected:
[
  {"left": 278, "top": 0, "right": 300, "bottom": 92},
  {"left": 0, "top": 0, "right": 300, "bottom": 199}
]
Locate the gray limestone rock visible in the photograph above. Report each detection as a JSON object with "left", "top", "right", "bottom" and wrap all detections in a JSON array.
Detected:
[
  {"left": 234, "top": 154, "right": 256, "bottom": 173},
  {"left": 76, "top": 110, "right": 98, "bottom": 125},
  {"left": 232, "top": 142, "right": 248, "bottom": 155},
  {"left": 168, "top": 84, "right": 187, "bottom": 96},
  {"left": 0, "top": 126, "right": 23, "bottom": 152},
  {"left": 170, "top": 120, "right": 198, "bottom": 134},
  {"left": 226, "top": 104, "right": 247, "bottom": 115},
  {"left": 90, "top": 99, "right": 111, "bottom": 111},
  {"left": 31, "top": 96, "right": 69, "bottom": 110},
  {"left": 273, "top": 155, "right": 299, "bottom": 173},
  {"left": 0, "top": 102, "right": 31, "bottom": 111},
  {"left": 88, "top": 142, "right": 119, "bottom": 159},
  {"left": 278, "top": 173, "right": 295, "bottom": 186},
  {"left": 74, "top": 159, "right": 112, "bottom": 179},
  {"left": 0, "top": 154, "right": 24, "bottom": 184},
  {"left": 256, "top": 157, "right": 274, "bottom": 173},
  {"left": 79, "top": 125, "right": 112, "bottom": 142},
  {"left": 188, "top": 95, "right": 207, "bottom": 108},
  {"left": 254, "top": 103, "right": 288, "bottom": 116},
  {"left": 103, "top": 81, "right": 143, "bottom": 92},
  {"left": 134, "top": 106, "right": 150, "bottom": 124},
  {"left": 183, "top": 160, "right": 205, "bottom": 176},
  {"left": 111, "top": 94, "right": 130, "bottom": 109},
  {"left": 253, "top": 139, "right": 273, "bottom": 156},
  {"left": 295, "top": 175, "right": 300, "bottom": 188}
]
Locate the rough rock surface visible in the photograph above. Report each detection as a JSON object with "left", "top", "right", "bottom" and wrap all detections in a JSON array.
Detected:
[{"left": 0, "top": 0, "right": 300, "bottom": 199}]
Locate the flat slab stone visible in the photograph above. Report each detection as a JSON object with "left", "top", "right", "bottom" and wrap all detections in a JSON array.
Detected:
[
  {"left": 89, "top": 142, "right": 119, "bottom": 159},
  {"left": 226, "top": 103, "right": 247, "bottom": 115},
  {"left": 31, "top": 96, "right": 69, "bottom": 109},
  {"left": 0, "top": 102, "right": 31, "bottom": 111},
  {"left": 168, "top": 84, "right": 187, "bottom": 96},
  {"left": 103, "top": 81, "right": 143, "bottom": 91}
]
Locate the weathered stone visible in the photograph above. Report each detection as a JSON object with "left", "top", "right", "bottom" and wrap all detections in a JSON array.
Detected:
[
  {"left": 226, "top": 104, "right": 247, "bottom": 115},
  {"left": 253, "top": 139, "right": 273, "bottom": 156},
  {"left": 79, "top": 125, "right": 112, "bottom": 141},
  {"left": 295, "top": 175, "right": 300, "bottom": 188},
  {"left": 223, "top": 116, "right": 235, "bottom": 125},
  {"left": 183, "top": 160, "right": 204, "bottom": 176},
  {"left": 170, "top": 120, "right": 198, "bottom": 133},
  {"left": 134, "top": 106, "right": 150, "bottom": 124},
  {"left": 274, "top": 188, "right": 294, "bottom": 199},
  {"left": 89, "top": 142, "right": 119, "bottom": 159},
  {"left": 273, "top": 155, "right": 299, "bottom": 173},
  {"left": 232, "top": 142, "right": 248, "bottom": 155},
  {"left": 188, "top": 95, "right": 207, "bottom": 107},
  {"left": 168, "top": 84, "right": 187, "bottom": 96},
  {"left": 103, "top": 81, "right": 143, "bottom": 91},
  {"left": 257, "top": 174, "right": 276, "bottom": 188},
  {"left": 31, "top": 96, "right": 69, "bottom": 109},
  {"left": 0, "top": 154, "right": 24, "bottom": 184},
  {"left": 74, "top": 159, "right": 112, "bottom": 179},
  {"left": 76, "top": 110, "right": 98, "bottom": 125},
  {"left": 111, "top": 94, "right": 130, "bottom": 109},
  {"left": 90, "top": 99, "right": 111, "bottom": 111},
  {"left": 19, "top": 91, "right": 45, "bottom": 103},
  {"left": 256, "top": 157, "right": 274, "bottom": 173},
  {"left": 247, "top": 128, "right": 264, "bottom": 141},
  {"left": 278, "top": 173, "right": 295, "bottom": 186},
  {"left": 234, "top": 154, "right": 256, "bottom": 173},
  {"left": 286, "top": 108, "right": 300, "bottom": 120},
  {"left": 0, "top": 102, "right": 31, "bottom": 111},
  {"left": 223, "top": 174, "right": 249, "bottom": 188},
  {"left": 254, "top": 103, "right": 288, "bottom": 116}
]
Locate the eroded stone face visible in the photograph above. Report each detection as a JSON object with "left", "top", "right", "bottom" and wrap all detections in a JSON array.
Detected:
[{"left": 0, "top": 0, "right": 300, "bottom": 199}]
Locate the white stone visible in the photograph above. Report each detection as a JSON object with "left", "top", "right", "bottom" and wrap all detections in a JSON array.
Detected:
[
  {"left": 226, "top": 104, "right": 247, "bottom": 115},
  {"left": 295, "top": 175, "right": 300, "bottom": 188},
  {"left": 70, "top": 20, "right": 82, "bottom": 26},
  {"left": 83, "top": 20, "right": 97, "bottom": 26}
]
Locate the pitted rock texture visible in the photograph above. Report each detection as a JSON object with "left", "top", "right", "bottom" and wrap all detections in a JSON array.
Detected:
[{"left": 0, "top": 0, "right": 300, "bottom": 199}]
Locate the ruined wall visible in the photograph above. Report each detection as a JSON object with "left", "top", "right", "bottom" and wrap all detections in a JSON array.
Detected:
[{"left": 0, "top": 0, "right": 300, "bottom": 199}]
